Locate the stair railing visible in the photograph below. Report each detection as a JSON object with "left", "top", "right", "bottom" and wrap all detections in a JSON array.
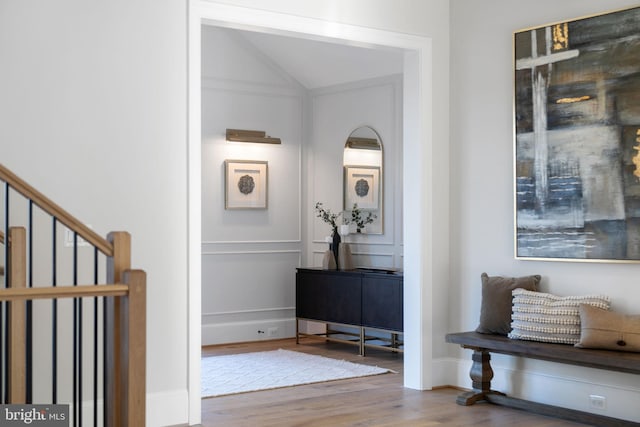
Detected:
[{"left": 0, "top": 163, "right": 145, "bottom": 427}]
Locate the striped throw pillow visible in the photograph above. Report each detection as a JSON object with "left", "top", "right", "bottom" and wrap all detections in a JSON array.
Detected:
[{"left": 509, "top": 289, "right": 610, "bottom": 345}]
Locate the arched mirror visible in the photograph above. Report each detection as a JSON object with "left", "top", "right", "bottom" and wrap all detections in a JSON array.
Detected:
[{"left": 343, "top": 126, "right": 383, "bottom": 234}]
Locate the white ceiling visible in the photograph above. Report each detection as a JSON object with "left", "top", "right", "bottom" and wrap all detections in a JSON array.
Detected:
[{"left": 237, "top": 29, "right": 404, "bottom": 89}]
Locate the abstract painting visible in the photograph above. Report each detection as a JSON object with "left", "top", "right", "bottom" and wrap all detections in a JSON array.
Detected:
[
  {"left": 344, "top": 166, "right": 380, "bottom": 210},
  {"left": 514, "top": 6, "right": 640, "bottom": 261},
  {"left": 224, "top": 160, "right": 268, "bottom": 209}
]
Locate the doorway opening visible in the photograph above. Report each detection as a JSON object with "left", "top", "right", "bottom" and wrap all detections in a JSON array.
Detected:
[{"left": 188, "top": 4, "right": 436, "bottom": 425}]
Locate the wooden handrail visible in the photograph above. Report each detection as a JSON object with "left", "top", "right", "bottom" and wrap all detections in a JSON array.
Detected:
[
  {"left": 0, "top": 163, "right": 113, "bottom": 256},
  {"left": 0, "top": 284, "right": 129, "bottom": 301}
]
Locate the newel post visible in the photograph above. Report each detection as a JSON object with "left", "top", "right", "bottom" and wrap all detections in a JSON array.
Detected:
[
  {"left": 105, "top": 231, "right": 131, "bottom": 427},
  {"left": 8, "top": 227, "right": 27, "bottom": 403},
  {"left": 122, "top": 269, "right": 146, "bottom": 427}
]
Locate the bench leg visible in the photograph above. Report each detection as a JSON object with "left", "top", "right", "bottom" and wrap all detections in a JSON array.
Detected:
[{"left": 457, "top": 349, "right": 505, "bottom": 406}]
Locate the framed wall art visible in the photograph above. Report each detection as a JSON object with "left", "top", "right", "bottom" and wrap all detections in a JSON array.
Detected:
[
  {"left": 344, "top": 165, "right": 380, "bottom": 210},
  {"left": 224, "top": 160, "right": 268, "bottom": 209},
  {"left": 514, "top": 6, "right": 640, "bottom": 261}
]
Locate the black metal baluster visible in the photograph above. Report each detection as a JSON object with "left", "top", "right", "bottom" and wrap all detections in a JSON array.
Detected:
[
  {"left": 102, "top": 291, "right": 107, "bottom": 427},
  {"left": 72, "top": 232, "right": 78, "bottom": 427},
  {"left": 2, "top": 182, "right": 9, "bottom": 404},
  {"left": 77, "top": 234, "right": 82, "bottom": 427},
  {"left": 93, "top": 248, "right": 98, "bottom": 427},
  {"left": 26, "top": 201, "right": 33, "bottom": 403},
  {"left": 52, "top": 218, "right": 58, "bottom": 404}
]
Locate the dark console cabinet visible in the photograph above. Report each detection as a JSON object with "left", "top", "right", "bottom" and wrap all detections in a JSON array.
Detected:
[
  {"left": 296, "top": 270, "right": 362, "bottom": 325},
  {"left": 326, "top": 274, "right": 362, "bottom": 325},
  {"left": 295, "top": 268, "right": 403, "bottom": 355},
  {"left": 362, "top": 275, "right": 403, "bottom": 332}
]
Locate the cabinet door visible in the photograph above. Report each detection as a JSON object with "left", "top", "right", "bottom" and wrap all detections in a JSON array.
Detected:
[
  {"left": 362, "top": 275, "right": 403, "bottom": 332},
  {"left": 296, "top": 271, "right": 327, "bottom": 321},
  {"left": 325, "top": 274, "right": 361, "bottom": 325}
]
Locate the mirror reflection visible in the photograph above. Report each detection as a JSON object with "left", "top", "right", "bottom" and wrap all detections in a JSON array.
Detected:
[{"left": 343, "top": 126, "right": 383, "bottom": 234}]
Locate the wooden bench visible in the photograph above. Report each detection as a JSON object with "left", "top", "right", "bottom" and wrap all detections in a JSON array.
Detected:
[{"left": 446, "top": 331, "right": 640, "bottom": 427}]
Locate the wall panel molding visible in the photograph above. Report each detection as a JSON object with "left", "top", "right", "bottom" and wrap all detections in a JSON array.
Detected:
[
  {"left": 203, "top": 307, "right": 295, "bottom": 325},
  {"left": 311, "top": 250, "right": 394, "bottom": 258},
  {"left": 203, "top": 306, "right": 295, "bottom": 317},
  {"left": 311, "top": 239, "right": 395, "bottom": 246},
  {"left": 201, "top": 26, "right": 304, "bottom": 350},
  {"left": 203, "top": 239, "right": 301, "bottom": 245},
  {"left": 203, "top": 249, "right": 301, "bottom": 256},
  {"left": 307, "top": 74, "right": 403, "bottom": 269}
]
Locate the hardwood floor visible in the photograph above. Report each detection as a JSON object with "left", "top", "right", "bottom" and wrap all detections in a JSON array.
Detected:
[{"left": 197, "top": 338, "right": 587, "bottom": 427}]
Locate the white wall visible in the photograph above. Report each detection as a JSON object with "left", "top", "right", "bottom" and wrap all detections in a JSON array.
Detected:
[
  {"left": 195, "top": 0, "right": 449, "bottom": 402},
  {"left": 308, "top": 76, "right": 403, "bottom": 269},
  {"left": 200, "top": 26, "right": 404, "bottom": 344},
  {"left": 1, "top": 0, "right": 451, "bottom": 425},
  {"left": 450, "top": 0, "right": 640, "bottom": 422},
  {"left": 200, "top": 27, "right": 304, "bottom": 345},
  {"left": 16, "top": 0, "right": 635, "bottom": 423},
  {"left": 0, "top": 1, "right": 188, "bottom": 425},
  {"left": 195, "top": 0, "right": 451, "bottom": 420}
]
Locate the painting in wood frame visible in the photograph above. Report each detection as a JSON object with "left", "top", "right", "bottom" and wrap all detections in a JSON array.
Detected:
[
  {"left": 344, "top": 165, "right": 380, "bottom": 211},
  {"left": 225, "top": 160, "right": 268, "bottom": 209},
  {"left": 514, "top": 6, "right": 640, "bottom": 262}
]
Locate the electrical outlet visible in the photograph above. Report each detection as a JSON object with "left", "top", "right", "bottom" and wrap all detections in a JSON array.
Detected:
[
  {"left": 589, "top": 395, "right": 606, "bottom": 410},
  {"left": 267, "top": 327, "right": 279, "bottom": 337},
  {"left": 64, "top": 226, "right": 91, "bottom": 247}
]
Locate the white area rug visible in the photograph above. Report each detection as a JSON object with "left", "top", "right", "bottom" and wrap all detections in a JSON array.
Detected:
[{"left": 201, "top": 349, "right": 391, "bottom": 398}]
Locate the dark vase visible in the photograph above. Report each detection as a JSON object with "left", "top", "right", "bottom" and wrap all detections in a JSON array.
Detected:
[{"left": 331, "top": 228, "right": 341, "bottom": 269}]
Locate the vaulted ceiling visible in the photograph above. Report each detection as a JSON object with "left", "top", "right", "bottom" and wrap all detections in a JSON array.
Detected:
[{"left": 237, "top": 29, "right": 404, "bottom": 89}]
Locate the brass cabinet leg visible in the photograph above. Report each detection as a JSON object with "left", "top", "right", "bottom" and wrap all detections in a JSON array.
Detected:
[
  {"left": 456, "top": 349, "right": 505, "bottom": 406},
  {"left": 295, "top": 318, "right": 299, "bottom": 344}
]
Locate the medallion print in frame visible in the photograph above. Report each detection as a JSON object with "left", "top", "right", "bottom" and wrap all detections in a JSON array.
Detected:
[
  {"left": 344, "top": 166, "right": 380, "bottom": 210},
  {"left": 225, "top": 160, "right": 268, "bottom": 209},
  {"left": 514, "top": 5, "right": 640, "bottom": 261}
]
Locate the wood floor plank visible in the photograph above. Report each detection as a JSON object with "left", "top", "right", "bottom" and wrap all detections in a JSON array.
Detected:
[{"left": 195, "top": 338, "right": 588, "bottom": 427}]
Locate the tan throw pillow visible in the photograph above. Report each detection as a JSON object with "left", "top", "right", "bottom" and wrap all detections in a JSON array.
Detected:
[
  {"left": 509, "top": 289, "right": 611, "bottom": 345},
  {"left": 475, "top": 272, "right": 541, "bottom": 336},
  {"left": 576, "top": 304, "right": 640, "bottom": 352}
]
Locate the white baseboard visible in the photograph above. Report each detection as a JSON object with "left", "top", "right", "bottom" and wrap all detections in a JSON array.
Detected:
[
  {"left": 147, "top": 389, "right": 189, "bottom": 427},
  {"left": 431, "top": 357, "right": 458, "bottom": 388},
  {"left": 438, "top": 356, "right": 640, "bottom": 423},
  {"left": 202, "top": 318, "right": 296, "bottom": 346},
  {"left": 57, "top": 389, "right": 188, "bottom": 426}
]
